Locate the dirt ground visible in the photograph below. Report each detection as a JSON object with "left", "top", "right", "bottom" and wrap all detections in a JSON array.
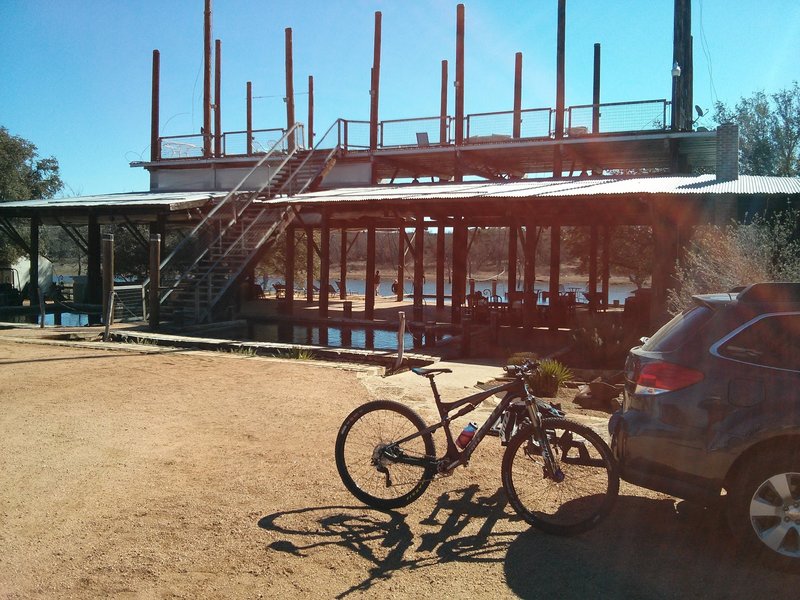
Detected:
[{"left": 1, "top": 331, "right": 798, "bottom": 599}]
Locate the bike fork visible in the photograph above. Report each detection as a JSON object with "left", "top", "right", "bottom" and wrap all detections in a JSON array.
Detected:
[{"left": 526, "top": 401, "right": 565, "bottom": 483}]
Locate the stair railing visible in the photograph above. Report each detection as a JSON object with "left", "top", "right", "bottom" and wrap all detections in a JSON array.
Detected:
[
  {"left": 277, "top": 119, "right": 342, "bottom": 196},
  {"left": 143, "top": 123, "right": 305, "bottom": 306}
]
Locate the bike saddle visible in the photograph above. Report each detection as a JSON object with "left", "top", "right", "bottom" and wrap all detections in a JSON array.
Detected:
[{"left": 411, "top": 367, "right": 453, "bottom": 377}]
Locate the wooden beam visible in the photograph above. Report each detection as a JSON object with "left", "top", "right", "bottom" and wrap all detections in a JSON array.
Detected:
[
  {"left": 440, "top": 60, "right": 448, "bottom": 145},
  {"left": 284, "top": 225, "right": 295, "bottom": 309},
  {"left": 285, "top": 27, "right": 296, "bottom": 152},
  {"left": 148, "top": 234, "right": 161, "bottom": 328},
  {"left": 592, "top": 43, "right": 601, "bottom": 134},
  {"left": 396, "top": 225, "right": 405, "bottom": 301},
  {"left": 87, "top": 213, "right": 102, "bottom": 315},
  {"left": 305, "top": 227, "right": 314, "bottom": 302},
  {"left": 549, "top": 225, "right": 561, "bottom": 329},
  {"left": 451, "top": 221, "right": 467, "bottom": 323},
  {"left": 214, "top": 39, "right": 222, "bottom": 157},
  {"left": 553, "top": 0, "right": 566, "bottom": 176},
  {"left": 513, "top": 52, "right": 522, "bottom": 139},
  {"left": 589, "top": 225, "right": 598, "bottom": 311},
  {"left": 308, "top": 75, "right": 314, "bottom": 147},
  {"left": 246, "top": 81, "right": 253, "bottom": 154},
  {"left": 601, "top": 225, "right": 610, "bottom": 309},
  {"left": 523, "top": 220, "right": 536, "bottom": 326},
  {"left": 29, "top": 216, "right": 40, "bottom": 305},
  {"left": 101, "top": 233, "right": 114, "bottom": 325},
  {"left": 203, "top": 0, "right": 212, "bottom": 158}
]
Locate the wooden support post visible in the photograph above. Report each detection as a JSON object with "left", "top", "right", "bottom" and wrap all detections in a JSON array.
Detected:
[
  {"left": 451, "top": 222, "right": 467, "bottom": 323},
  {"left": 602, "top": 225, "right": 611, "bottom": 309},
  {"left": 285, "top": 27, "right": 296, "bottom": 152},
  {"left": 29, "top": 216, "right": 39, "bottom": 306},
  {"left": 203, "top": 0, "right": 212, "bottom": 158},
  {"left": 150, "top": 49, "right": 160, "bottom": 161},
  {"left": 513, "top": 52, "right": 523, "bottom": 139},
  {"left": 413, "top": 214, "right": 424, "bottom": 323},
  {"left": 553, "top": 0, "right": 566, "bottom": 177},
  {"left": 319, "top": 213, "right": 330, "bottom": 318},
  {"left": 308, "top": 75, "right": 314, "bottom": 147},
  {"left": 339, "top": 229, "right": 347, "bottom": 299},
  {"left": 589, "top": 225, "right": 598, "bottom": 312},
  {"left": 592, "top": 43, "right": 601, "bottom": 134},
  {"left": 365, "top": 223, "right": 376, "bottom": 320},
  {"left": 436, "top": 225, "right": 445, "bottom": 309},
  {"left": 284, "top": 225, "right": 295, "bottom": 311},
  {"left": 87, "top": 214, "right": 101, "bottom": 322},
  {"left": 549, "top": 225, "right": 561, "bottom": 329},
  {"left": 214, "top": 39, "right": 222, "bottom": 157},
  {"left": 396, "top": 225, "right": 405, "bottom": 301},
  {"left": 507, "top": 225, "right": 518, "bottom": 294},
  {"left": 651, "top": 202, "right": 678, "bottom": 326},
  {"left": 246, "top": 81, "right": 253, "bottom": 155},
  {"left": 148, "top": 234, "right": 161, "bottom": 328},
  {"left": 305, "top": 228, "right": 314, "bottom": 302},
  {"left": 369, "top": 12, "right": 382, "bottom": 152},
  {"left": 454, "top": 4, "right": 465, "bottom": 149},
  {"left": 439, "top": 60, "right": 448, "bottom": 145},
  {"left": 102, "top": 233, "right": 114, "bottom": 326},
  {"left": 523, "top": 221, "right": 536, "bottom": 326}
]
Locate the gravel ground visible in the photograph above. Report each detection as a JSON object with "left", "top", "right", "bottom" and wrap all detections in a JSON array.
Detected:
[{"left": 1, "top": 330, "right": 798, "bottom": 599}]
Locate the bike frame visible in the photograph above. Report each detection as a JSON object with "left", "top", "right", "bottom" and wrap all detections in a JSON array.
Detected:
[{"left": 391, "top": 374, "right": 552, "bottom": 474}]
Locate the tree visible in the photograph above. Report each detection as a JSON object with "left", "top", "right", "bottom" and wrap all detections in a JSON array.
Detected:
[
  {"left": 714, "top": 82, "right": 800, "bottom": 176},
  {"left": 563, "top": 225, "right": 653, "bottom": 289},
  {"left": 0, "top": 127, "right": 62, "bottom": 202},
  {"left": 667, "top": 205, "right": 800, "bottom": 314},
  {"left": 0, "top": 127, "right": 63, "bottom": 265}
]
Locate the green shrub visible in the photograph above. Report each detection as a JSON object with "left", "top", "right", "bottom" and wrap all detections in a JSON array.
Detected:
[{"left": 525, "top": 358, "right": 573, "bottom": 398}]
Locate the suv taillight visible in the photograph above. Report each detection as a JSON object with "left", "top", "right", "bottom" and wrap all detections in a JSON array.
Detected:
[{"left": 634, "top": 361, "right": 704, "bottom": 395}]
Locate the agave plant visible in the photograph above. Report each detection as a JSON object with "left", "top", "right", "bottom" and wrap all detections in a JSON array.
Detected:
[{"left": 525, "top": 358, "right": 573, "bottom": 398}]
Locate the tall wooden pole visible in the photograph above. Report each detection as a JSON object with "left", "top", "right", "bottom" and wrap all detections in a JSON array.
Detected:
[
  {"left": 592, "top": 43, "right": 601, "bottom": 134},
  {"left": 203, "top": 0, "right": 212, "bottom": 157},
  {"left": 308, "top": 75, "right": 314, "bottom": 147},
  {"left": 246, "top": 81, "right": 253, "bottom": 155},
  {"left": 451, "top": 222, "right": 467, "bottom": 324},
  {"left": 602, "top": 225, "right": 611, "bottom": 309},
  {"left": 553, "top": 0, "right": 566, "bottom": 177},
  {"left": 589, "top": 225, "right": 598, "bottom": 312},
  {"left": 439, "top": 60, "right": 448, "bottom": 145},
  {"left": 214, "top": 39, "right": 222, "bottom": 157},
  {"left": 87, "top": 213, "right": 101, "bottom": 322},
  {"left": 150, "top": 50, "right": 160, "bottom": 161},
  {"left": 454, "top": 4, "right": 465, "bottom": 170},
  {"left": 513, "top": 52, "right": 523, "bottom": 139},
  {"left": 369, "top": 12, "right": 382, "bottom": 182},
  {"left": 285, "top": 28, "right": 296, "bottom": 152},
  {"left": 369, "top": 12, "right": 382, "bottom": 150}
]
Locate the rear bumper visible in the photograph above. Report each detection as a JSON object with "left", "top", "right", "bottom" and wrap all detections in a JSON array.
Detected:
[{"left": 610, "top": 409, "right": 723, "bottom": 502}]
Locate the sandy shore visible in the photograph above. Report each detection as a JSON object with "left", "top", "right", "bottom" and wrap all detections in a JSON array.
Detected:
[{"left": 0, "top": 330, "right": 795, "bottom": 598}]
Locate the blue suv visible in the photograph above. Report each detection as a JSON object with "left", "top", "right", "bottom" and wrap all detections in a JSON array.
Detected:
[{"left": 610, "top": 282, "right": 800, "bottom": 568}]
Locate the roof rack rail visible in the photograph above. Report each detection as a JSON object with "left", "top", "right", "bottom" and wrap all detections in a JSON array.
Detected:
[{"left": 736, "top": 282, "right": 800, "bottom": 304}]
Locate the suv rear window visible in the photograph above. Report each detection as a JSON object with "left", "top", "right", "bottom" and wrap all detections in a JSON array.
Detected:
[
  {"left": 641, "top": 305, "right": 713, "bottom": 352},
  {"left": 717, "top": 313, "right": 800, "bottom": 371}
]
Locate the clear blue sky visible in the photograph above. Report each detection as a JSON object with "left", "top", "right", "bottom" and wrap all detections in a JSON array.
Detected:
[{"left": 1, "top": 0, "right": 799, "bottom": 197}]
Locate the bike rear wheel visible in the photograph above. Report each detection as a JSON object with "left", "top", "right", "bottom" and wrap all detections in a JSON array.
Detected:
[
  {"left": 335, "top": 400, "right": 435, "bottom": 510},
  {"left": 502, "top": 417, "right": 619, "bottom": 535}
]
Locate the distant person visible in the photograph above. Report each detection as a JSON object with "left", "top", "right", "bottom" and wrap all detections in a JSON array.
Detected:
[
  {"left": 391, "top": 279, "right": 399, "bottom": 294},
  {"left": 374, "top": 270, "right": 381, "bottom": 296}
]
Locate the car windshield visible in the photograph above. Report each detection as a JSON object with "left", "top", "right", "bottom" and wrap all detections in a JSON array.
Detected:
[{"left": 641, "top": 305, "right": 713, "bottom": 352}]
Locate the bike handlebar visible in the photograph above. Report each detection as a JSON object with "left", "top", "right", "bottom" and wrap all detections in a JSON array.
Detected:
[{"left": 503, "top": 359, "right": 540, "bottom": 377}]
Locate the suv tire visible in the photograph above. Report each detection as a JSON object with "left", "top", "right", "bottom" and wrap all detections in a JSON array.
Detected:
[{"left": 727, "top": 451, "right": 800, "bottom": 569}]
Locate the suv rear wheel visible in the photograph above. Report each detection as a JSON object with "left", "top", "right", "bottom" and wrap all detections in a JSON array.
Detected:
[{"left": 728, "top": 452, "right": 800, "bottom": 569}]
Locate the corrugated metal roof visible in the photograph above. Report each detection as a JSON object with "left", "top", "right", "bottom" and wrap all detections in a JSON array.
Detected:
[
  {"left": 0, "top": 190, "right": 227, "bottom": 210},
  {"left": 278, "top": 175, "right": 800, "bottom": 205}
]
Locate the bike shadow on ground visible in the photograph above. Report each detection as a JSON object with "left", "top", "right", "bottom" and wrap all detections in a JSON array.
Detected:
[{"left": 258, "top": 489, "right": 798, "bottom": 598}]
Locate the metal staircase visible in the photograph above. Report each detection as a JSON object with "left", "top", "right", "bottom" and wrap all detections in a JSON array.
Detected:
[{"left": 145, "top": 122, "right": 339, "bottom": 325}]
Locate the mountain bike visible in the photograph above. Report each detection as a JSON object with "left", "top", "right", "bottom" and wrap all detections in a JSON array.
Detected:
[{"left": 335, "top": 360, "right": 619, "bottom": 535}]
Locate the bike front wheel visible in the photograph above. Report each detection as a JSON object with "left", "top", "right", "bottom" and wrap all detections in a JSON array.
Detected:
[
  {"left": 335, "top": 400, "right": 436, "bottom": 510},
  {"left": 502, "top": 417, "right": 619, "bottom": 535}
]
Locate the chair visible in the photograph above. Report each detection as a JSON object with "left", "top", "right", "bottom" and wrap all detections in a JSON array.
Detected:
[
  {"left": 272, "top": 283, "right": 286, "bottom": 299},
  {"left": 416, "top": 132, "right": 430, "bottom": 147}
]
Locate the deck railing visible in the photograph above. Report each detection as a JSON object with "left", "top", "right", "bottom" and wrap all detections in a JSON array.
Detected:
[{"left": 154, "top": 99, "right": 673, "bottom": 158}]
